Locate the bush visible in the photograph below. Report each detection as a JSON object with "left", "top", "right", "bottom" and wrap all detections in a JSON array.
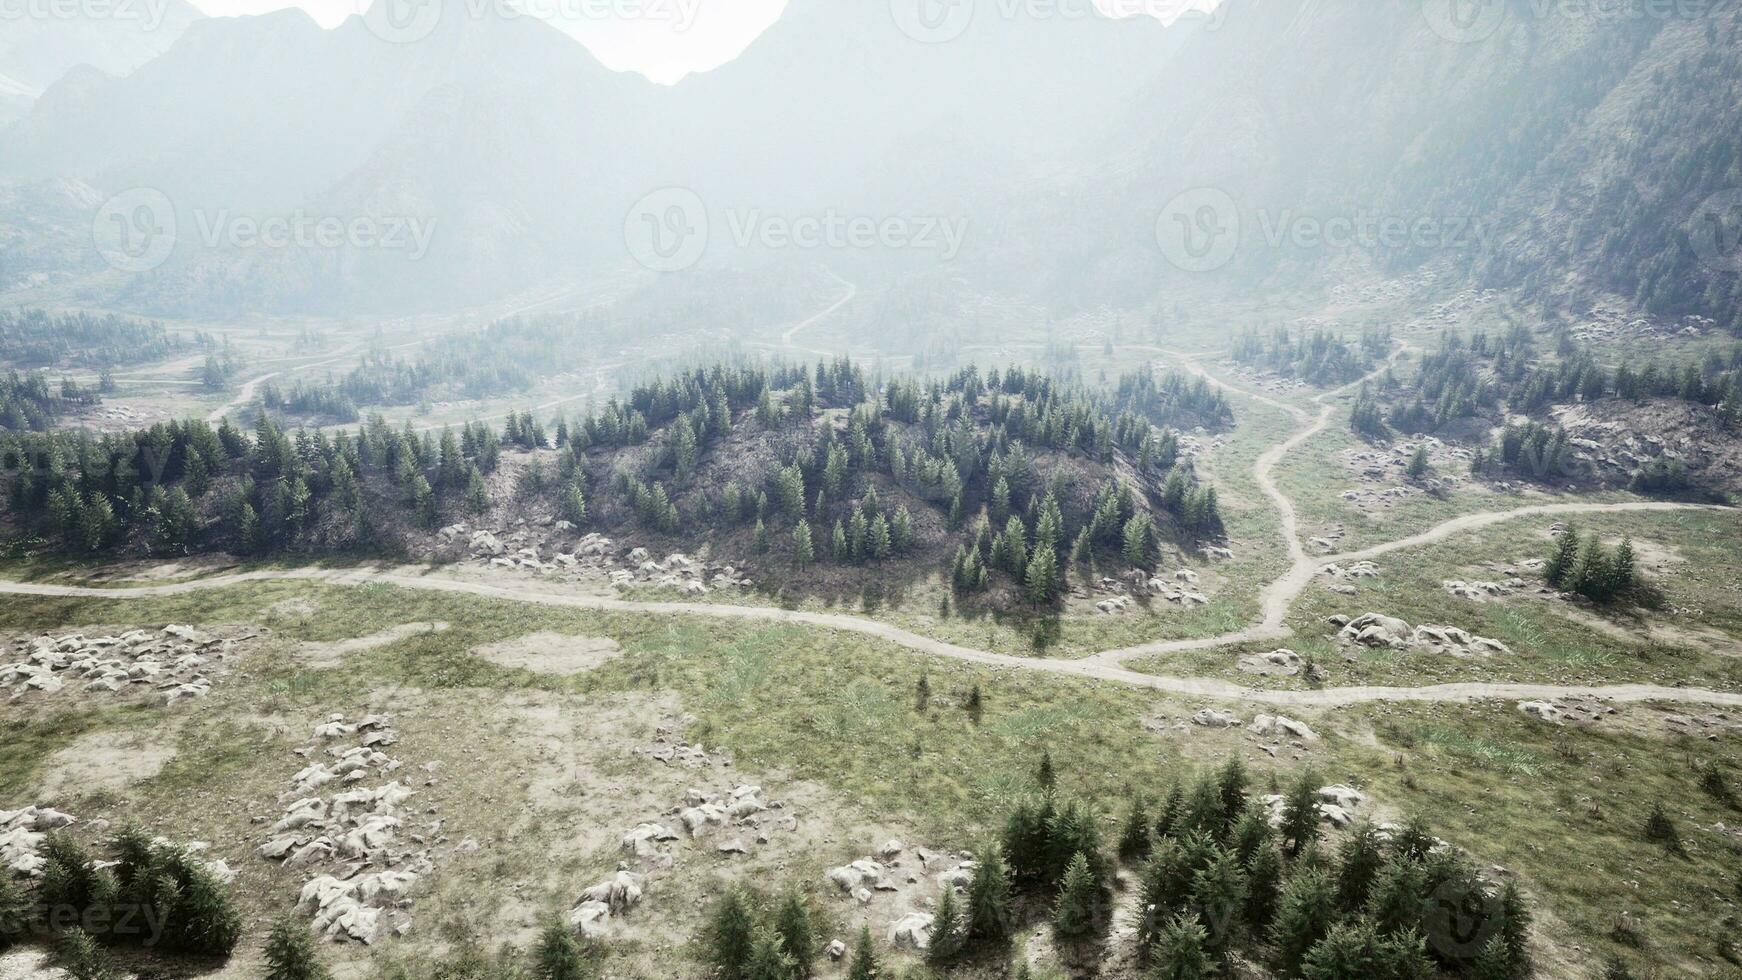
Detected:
[
  {"left": 1644, "top": 803, "right": 1686, "bottom": 856},
  {"left": 0, "top": 875, "right": 29, "bottom": 950},
  {"left": 1051, "top": 852, "right": 1102, "bottom": 939},
  {"left": 265, "top": 917, "right": 334, "bottom": 980},
  {"left": 57, "top": 929, "right": 118, "bottom": 980},
  {"left": 533, "top": 917, "right": 591, "bottom": 980},
  {"left": 137, "top": 843, "right": 243, "bottom": 957}
]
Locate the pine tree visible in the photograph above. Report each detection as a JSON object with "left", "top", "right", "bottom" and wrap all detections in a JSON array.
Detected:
[
  {"left": 1365, "top": 856, "right": 1428, "bottom": 937},
  {"left": 1279, "top": 770, "right": 1322, "bottom": 855},
  {"left": 1025, "top": 544, "right": 1060, "bottom": 605},
  {"left": 1472, "top": 936, "right": 1511, "bottom": 980},
  {"left": 1271, "top": 869, "right": 1337, "bottom": 977},
  {"left": 1118, "top": 792, "right": 1153, "bottom": 861},
  {"left": 1036, "top": 751, "right": 1057, "bottom": 793},
  {"left": 846, "top": 924, "right": 880, "bottom": 980},
  {"left": 1190, "top": 845, "right": 1248, "bottom": 960},
  {"left": 1002, "top": 796, "right": 1053, "bottom": 890},
  {"left": 927, "top": 887, "right": 965, "bottom": 964},
  {"left": 1122, "top": 513, "right": 1153, "bottom": 567},
  {"left": 0, "top": 877, "right": 28, "bottom": 951},
  {"left": 1300, "top": 919, "right": 1389, "bottom": 979},
  {"left": 705, "top": 888, "right": 756, "bottom": 980},
  {"left": 1406, "top": 445, "right": 1430, "bottom": 479},
  {"left": 1495, "top": 878, "right": 1532, "bottom": 977},
  {"left": 791, "top": 521, "right": 814, "bottom": 564},
  {"left": 1152, "top": 913, "right": 1215, "bottom": 980},
  {"left": 744, "top": 926, "right": 797, "bottom": 980},
  {"left": 966, "top": 842, "right": 1014, "bottom": 948},
  {"left": 1336, "top": 822, "right": 1386, "bottom": 913},
  {"left": 1154, "top": 779, "right": 1186, "bottom": 840},
  {"left": 915, "top": 673, "right": 931, "bottom": 712},
  {"left": 532, "top": 918, "right": 590, "bottom": 980},
  {"left": 1612, "top": 536, "right": 1637, "bottom": 593},
  {"left": 1544, "top": 525, "right": 1580, "bottom": 588},
  {"left": 264, "top": 918, "right": 333, "bottom": 980},
  {"left": 1052, "top": 851, "right": 1101, "bottom": 938},
  {"left": 753, "top": 518, "right": 768, "bottom": 553},
  {"left": 774, "top": 891, "right": 815, "bottom": 977},
  {"left": 57, "top": 930, "right": 117, "bottom": 980},
  {"left": 1243, "top": 843, "right": 1283, "bottom": 932}
]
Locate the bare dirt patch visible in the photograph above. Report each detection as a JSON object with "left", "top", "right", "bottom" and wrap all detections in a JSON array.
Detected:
[
  {"left": 468, "top": 631, "right": 623, "bottom": 675},
  {"left": 295, "top": 622, "right": 451, "bottom": 668},
  {"left": 38, "top": 729, "right": 178, "bottom": 801}
]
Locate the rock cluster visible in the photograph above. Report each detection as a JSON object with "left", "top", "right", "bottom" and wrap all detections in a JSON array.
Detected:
[
  {"left": 1258, "top": 784, "right": 1365, "bottom": 830},
  {"left": 1443, "top": 579, "right": 1522, "bottom": 601},
  {"left": 635, "top": 715, "right": 717, "bottom": 768},
  {"left": 1, "top": 805, "right": 77, "bottom": 876},
  {"left": 1238, "top": 649, "right": 1304, "bottom": 676},
  {"left": 822, "top": 840, "right": 977, "bottom": 952},
  {"left": 1334, "top": 613, "right": 1510, "bottom": 657},
  {"left": 1, "top": 626, "right": 241, "bottom": 704},
  {"left": 442, "top": 522, "right": 755, "bottom": 593},
  {"left": 259, "top": 714, "right": 435, "bottom": 945}
]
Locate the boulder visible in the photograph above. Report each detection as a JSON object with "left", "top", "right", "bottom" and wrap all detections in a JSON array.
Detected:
[
  {"left": 1518, "top": 701, "right": 1566, "bottom": 724},
  {"left": 1340, "top": 613, "right": 1413, "bottom": 649},
  {"left": 569, "top": 900, "right": 611, "bottom": 940},
  {"left": 580, "top": 871, "right": 644, "bottom": 913},
  {"left": 1238, "top": 649, "right": 1303, "bottom": 676},
  {"left": 1191, "top": 709, "right": 1243, "bottom": 729},
  {"left": 888, "top": 912, "right": 935, "bottom": 951},
  {"left": 1252, "top": 715, "right": 1317, "bottom": 741},
  {"left": 826, "top": 859, "right": 882, "bottom": 892}
]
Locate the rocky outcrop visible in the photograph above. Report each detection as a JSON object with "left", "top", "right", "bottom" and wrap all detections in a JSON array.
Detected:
[
  {"left": 1, "top": 626, "right": 244, "bottom": 705},
  {"left": 1337, "top": 614, "right": 1510, "bottom": 657}
]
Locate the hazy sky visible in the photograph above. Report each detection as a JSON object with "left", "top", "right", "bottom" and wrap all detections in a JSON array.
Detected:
[{"left": 185, "top": 0, "right": 1219, "bottom": 83}]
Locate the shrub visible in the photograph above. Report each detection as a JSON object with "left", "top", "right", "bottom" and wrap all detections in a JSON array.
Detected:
[
  {"left": 532, "top": 917, "right": 590, "bottom": 980},
  {"left": 704, "top": 888, "right": 755, "bottom": 980},
  {"left": 265, "top": 917, "right": 334, "bottom": 980},
  {"left": 1051, "top": 852, "right": 1101, "bottom": 939},
  {"left": 1644, "top": 803, "right": 1686, "bottom": 855},
  {"left": 57, "top": 929, "right": 118, "bottom": 980},
  {"left": 0, "top": 875, "right": 30, "bottom": 950}
]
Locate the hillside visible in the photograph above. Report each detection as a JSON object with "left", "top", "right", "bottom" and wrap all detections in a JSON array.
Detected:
[{"left": 0, "top": 358, "right": 1232, "bottom": 610}]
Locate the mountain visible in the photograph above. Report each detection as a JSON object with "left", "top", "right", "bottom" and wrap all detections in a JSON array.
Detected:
[
  {"left": 0, "top": 72, "right": 36, "bottom": 126},
  {"left": 965, "top": 0, "right": 1742, "bottom": 327},
  {"left": 0, "top": 0, "right": 202, "bottom": 89},
  {"left": 2, "top": 0, "right": 1736, "bottom": 329}
]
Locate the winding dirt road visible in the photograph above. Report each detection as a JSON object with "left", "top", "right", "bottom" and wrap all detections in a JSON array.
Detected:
[{"left": 10, "top": 343, "right": 1737, "bottom": 710}]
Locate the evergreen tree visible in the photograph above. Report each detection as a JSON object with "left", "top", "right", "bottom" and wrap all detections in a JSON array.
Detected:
[
  {"left": 1336, "top": 822, "right": 1386, "bottom": 913},
  {"left": 1190, "top": 845, "right": 1248, "bottom": 960},
  {"left": 1544, "top": 525, "right": 1580, "bottom": 588},
  {"left": 1406, "top": 445, "right": 1430, "bottom": 479},
  {"left": 0, "top": 876, "right": 27, "bottom": 951},
  {"left": 1036, "top": 751, "right": 1057, "bottom": 793},
  {"left": 1243, "top": 843, "right": 1283, "bottom": 932},
  {"left": 1152, "top": 913, "right": 1215, "bottom": 980},
  {"left": 1118, "top": 792, "right": 1153, "bottom": 861},
  {"left": 1122, "top": 513, "right": 1153, "bottom": 567},
  {"left": 1154, "top": 779, "right": 1186, "bottom": 840},
  {"left": 1279, "top": 770, "right": 1322, "bottom": 856},
  {"left": 264, "top": 918, "right": 334, "bottom": 980},
  {"left": 845, "top": 924, "right": 880, "bottom": 980},
  {"left": 1025, "top": 543, "right": 1061, "bottom": 605},
  {"left": 1494, "top": 879, "right": 1532, "bottom": 977},
  {"left": 791, "top": 521, "right": 814, "bottom": 564},
  {"left": 704, "top": 888, "right": 756, "bottom": 980},
  {"left": 1300, "top": 919, "right": 1390, "bottom": 980},
  {"left": 1271, "top": 869, "right": 1337, "bottom": 977},
  {"left": 744, "top": 926, "right": 797, "bottom": 980},
  {"left": 927, "top": 888, "right": 965, "bottom": 964},
  {"left": 1052, "top": 851, "right": 1101, "bottom": 939},
  {"left": 57, "top": 930, "right": 117, "bottom": 980},
  {"left": 966, "top": 842, "right": 1014, "bottom": 948},
  {"left": 1366, "top": 856, "right": 1428, "bottom": 937},
  {"left": 774, "top": 891, "right": 815, "bottom": 977}
]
